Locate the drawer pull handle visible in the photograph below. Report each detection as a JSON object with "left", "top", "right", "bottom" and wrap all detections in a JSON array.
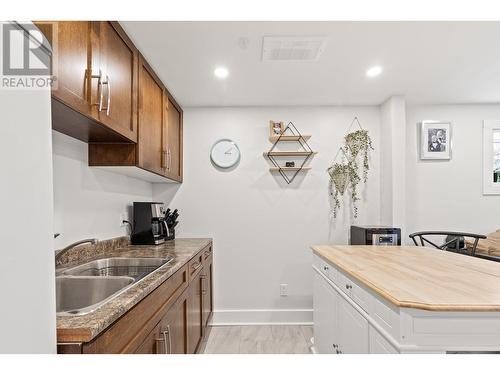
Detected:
[
  {"left": 191, "top": 261, "right": 202, "bottom": 271},
  {"left": 323, "top": 266, "right": 329, "bottom": 271}
]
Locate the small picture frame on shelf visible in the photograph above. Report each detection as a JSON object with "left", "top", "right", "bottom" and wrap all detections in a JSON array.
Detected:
[
  {"left": 269, "top": 121, "right": 284, "bottom": 137},
  {"left": 420, "top": 120, "right": 452, "bottom": 160}
]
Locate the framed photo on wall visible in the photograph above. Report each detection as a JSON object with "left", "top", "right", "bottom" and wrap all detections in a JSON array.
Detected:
[
  {"left": 269, "top": 121, "right": 284, "bottom": 137},
  {"left": 420, "top": 120, "right": 452, "bottom": 160},
  {"left": 483, "top": 120, "right": 500, "bottom": 195}
]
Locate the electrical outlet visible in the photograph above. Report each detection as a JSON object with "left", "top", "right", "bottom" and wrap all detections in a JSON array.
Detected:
[
  {"left": 119, "top": 213, "right": 128, "bottom": 227},
  {"left": 280, "top": 283, "right": 288, "bottom": 297}
]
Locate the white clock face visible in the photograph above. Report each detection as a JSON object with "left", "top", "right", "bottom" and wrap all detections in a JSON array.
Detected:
[{"left": 210, "top": 139, "right": 240, "bottom": 168}]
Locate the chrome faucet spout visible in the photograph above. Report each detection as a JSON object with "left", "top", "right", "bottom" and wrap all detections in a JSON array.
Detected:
[{"left": 55, "top": 238, "right": 98, "bottom": 264}]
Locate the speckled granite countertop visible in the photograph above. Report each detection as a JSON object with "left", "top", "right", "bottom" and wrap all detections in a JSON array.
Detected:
[{"left": 56, "top": 237, "right": 212, "bottom": 343}]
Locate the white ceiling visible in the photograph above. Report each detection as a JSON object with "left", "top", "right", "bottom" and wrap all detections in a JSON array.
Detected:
[{"left": 120, "top": 21, "right": 500, "bottom": 107}]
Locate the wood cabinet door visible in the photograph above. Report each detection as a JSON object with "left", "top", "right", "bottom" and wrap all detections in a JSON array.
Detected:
[
  {"left": 134, "top": 321, "right": 162, "bottom": 354},
  {"left": 159, "top": 290, "right": 188, "bottom": 354},
  {"left": 35, "top": 21, "right": 93, "bottom": 115},
  {"left": 187, "top": 270, "right": 204, "bottom": 353},
  {"left": 202, "top": 256, "right": 213, "bottom": 328},
  {"left": 313, "top": 272, "right": 338, "bottom": 354},
  {"left": 337, "top": 295, "right": 369, "bottom": 354},
  {"left": 164, "top": 97, "right": 183, "bottom": 181},
  {"left": 95, "top": 21, "right": 138, "bottom": 142},
  {"left": 137, "top": 56, "right": 164, "bottom": 175}
]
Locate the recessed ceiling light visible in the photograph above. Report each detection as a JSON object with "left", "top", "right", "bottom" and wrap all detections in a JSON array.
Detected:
[
  {"left": 214, "top": 66, "right": 229, "bottom": 79},
  {"left": 366, "top": 66, "right": 382, "bottom": 78}
]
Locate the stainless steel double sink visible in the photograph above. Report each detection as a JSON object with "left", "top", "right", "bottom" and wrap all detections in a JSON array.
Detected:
[{"left": 56, "top": 256, "right": 173, "bottom": 316}]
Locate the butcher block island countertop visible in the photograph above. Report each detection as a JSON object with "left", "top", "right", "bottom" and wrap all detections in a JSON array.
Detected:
[{"left": 312, "top": 245, "right": 500, "bottom": 312}]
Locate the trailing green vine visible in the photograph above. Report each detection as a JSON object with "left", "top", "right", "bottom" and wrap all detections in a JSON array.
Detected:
[
  {"left": 328, "top": 162, "right": 348, "bottom": 218},
  {"left": 327, "top": 123, "right": 374, "bottom": 219},
  {"left": 344, "top": 129, "right": 374, "bottom": 183}
]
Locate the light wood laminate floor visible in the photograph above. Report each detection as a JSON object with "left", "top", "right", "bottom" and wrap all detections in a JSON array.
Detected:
[{"left": 203, "top": 325, "right": 313, "bottom": 354}]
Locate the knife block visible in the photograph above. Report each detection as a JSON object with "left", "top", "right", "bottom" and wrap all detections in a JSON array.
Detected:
[{"left": 165, "top": 226, "right": 175, "bottom": 241}]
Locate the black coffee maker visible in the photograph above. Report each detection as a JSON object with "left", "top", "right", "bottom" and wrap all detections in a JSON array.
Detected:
[{"left": 131, "top": 202, "right": 169, "bottom": 245}]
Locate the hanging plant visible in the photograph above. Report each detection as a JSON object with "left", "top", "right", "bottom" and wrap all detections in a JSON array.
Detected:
[
  {"left": 328, "top": 160, "right": 361, "bottom": 218},
  {"left": 344, "top": 129, "right": 374, "bottom": 182},
  {"left": 346, "top": 160, "right": 361, "bottom": 218},
  {"left": 328, "top": 162, "right": 348, "bottom": 218},
  {"left": 327, "top": 118, "right": 374, "bottom": 219}
]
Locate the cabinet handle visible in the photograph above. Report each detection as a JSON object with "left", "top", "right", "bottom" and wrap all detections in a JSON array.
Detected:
[
  {"left": 323, "top": 265, "right": 329, "bottom": 271},
  {"left": 191, "top": 261, "right": 202, "bottom": 272},
  {"left": 162, "top": 326, "right": 171, "bottom": 354},
  {"left": 161, "top": 150, "right": 167, "bottom": 169},
  {"left": 201, "top": 275, "right": 207, "bottom": 295},
  {"left": 101, "top": 75, "right": 111, "bottom": 116},
  {"left": 89, "top": 69, "right": 103, "bottom": 109},
  {"left": 155, "top": 337, "right": 164, "bottom": 354}
]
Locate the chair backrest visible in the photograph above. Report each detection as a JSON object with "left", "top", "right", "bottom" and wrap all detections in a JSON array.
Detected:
[{"left": 408, "top": 231, "right": 487, "bottom": 256}]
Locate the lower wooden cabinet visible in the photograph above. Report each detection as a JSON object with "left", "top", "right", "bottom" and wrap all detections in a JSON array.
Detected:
[
  {"left": 58, "top": 244, "right": 213, "bottom": 354},
  {"left": 135, "top": 289, "right": 189, "bottom": 354},
  {"left": 187, "top": 269, "right": 204, "bottom": 353},
  {"left": 202, "top": 251, "right": 213, "bottom": 328}
]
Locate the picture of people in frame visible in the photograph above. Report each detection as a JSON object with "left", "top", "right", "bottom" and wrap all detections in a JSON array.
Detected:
[{"left": 428, "top": 128, "right": 447, "bottom": 152}]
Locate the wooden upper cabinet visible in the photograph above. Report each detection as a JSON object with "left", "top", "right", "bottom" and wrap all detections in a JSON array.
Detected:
[
  {"left": 164, "top": 97, "right": 183, "bottom": 182},
  {"left": 137, "top": 56, "right": 164, "bottom": 175},
  {"left": 34, "top": 21, "right": 93, "bottom": 116},
  {"left": 38, "top": 21, "right": 184, "bottom": 182},
  {"left": 95, "top": 22, "right": 138, "bottom": 142}
]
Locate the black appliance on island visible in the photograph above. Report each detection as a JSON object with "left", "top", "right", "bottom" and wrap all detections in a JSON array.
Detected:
[
  {"left": 131, "top": 202, "right": 179, "bottom": 245},
  {"left": 350, "top": 225, "right": 401, "bottom": 246}
]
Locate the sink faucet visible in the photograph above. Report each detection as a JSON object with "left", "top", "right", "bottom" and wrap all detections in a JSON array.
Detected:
[{"left": 55, "top": 238, "right": 98, "bottom": 264}]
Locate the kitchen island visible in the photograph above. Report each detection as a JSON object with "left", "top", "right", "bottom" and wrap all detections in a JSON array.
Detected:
[{"left": 312, "top": 245, "right": 500, "bottom": 354}]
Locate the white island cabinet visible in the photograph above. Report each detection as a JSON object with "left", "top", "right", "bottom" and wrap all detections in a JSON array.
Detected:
[{"left": 312, "top": 245, "right": 500, "bottom": 354}]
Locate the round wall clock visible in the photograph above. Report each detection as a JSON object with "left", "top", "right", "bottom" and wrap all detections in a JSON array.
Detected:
[{"left": 210, "top": 139, "right": 241, "bottom": 168}]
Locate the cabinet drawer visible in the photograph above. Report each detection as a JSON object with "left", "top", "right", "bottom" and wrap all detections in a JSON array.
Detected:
[
  {"left": 313, "top": 254, "right": 338, "bottom": 284},
  {"left": 202, "top": 245, "right": 213, "bottom": 262},
  {"left": 188, "top": 252, "right": 204, "bottom": 282},
  {"left": 338, "top": 271, "right": 372, "bottom": 314}
]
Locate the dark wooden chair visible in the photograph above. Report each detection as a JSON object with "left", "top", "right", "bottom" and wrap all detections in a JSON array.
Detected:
[{"left": 408, "top": 231, "right": 486, "bottom": 256}]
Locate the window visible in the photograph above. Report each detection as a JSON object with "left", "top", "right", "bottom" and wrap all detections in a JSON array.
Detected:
[
  {"left": 483, "top": 121, "right": 500, "bottom": 194},
  {"left": 494, "top": 129, "right": 500, "bottom": 183}
]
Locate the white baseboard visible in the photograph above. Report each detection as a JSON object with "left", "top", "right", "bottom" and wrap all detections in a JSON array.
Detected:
[{"left": 211, "top": 309, "right": 313, "bottom": 326}]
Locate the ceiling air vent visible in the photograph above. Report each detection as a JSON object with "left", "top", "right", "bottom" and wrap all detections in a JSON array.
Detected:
[{"left": 262, "top": 36, "right": 327, "bottom": 61}]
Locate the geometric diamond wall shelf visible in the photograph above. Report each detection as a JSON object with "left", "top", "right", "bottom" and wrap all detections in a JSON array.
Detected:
[{"left": 264, "top": 121, "right": 317, "bottom": 184}]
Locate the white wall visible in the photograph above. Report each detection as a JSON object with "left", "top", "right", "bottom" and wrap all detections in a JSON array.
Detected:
[
  {"left": 405, "top": 104, "right": 500, "bottom": 240},
  {"left": 0, "top": 23, "right": 56, "bottom": 353},
  {"left": 154, "top": 106, "right": 381, "bottom": 323},
  {"left": 52, "top": 131, "right": 153, "bottom": 248}
]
